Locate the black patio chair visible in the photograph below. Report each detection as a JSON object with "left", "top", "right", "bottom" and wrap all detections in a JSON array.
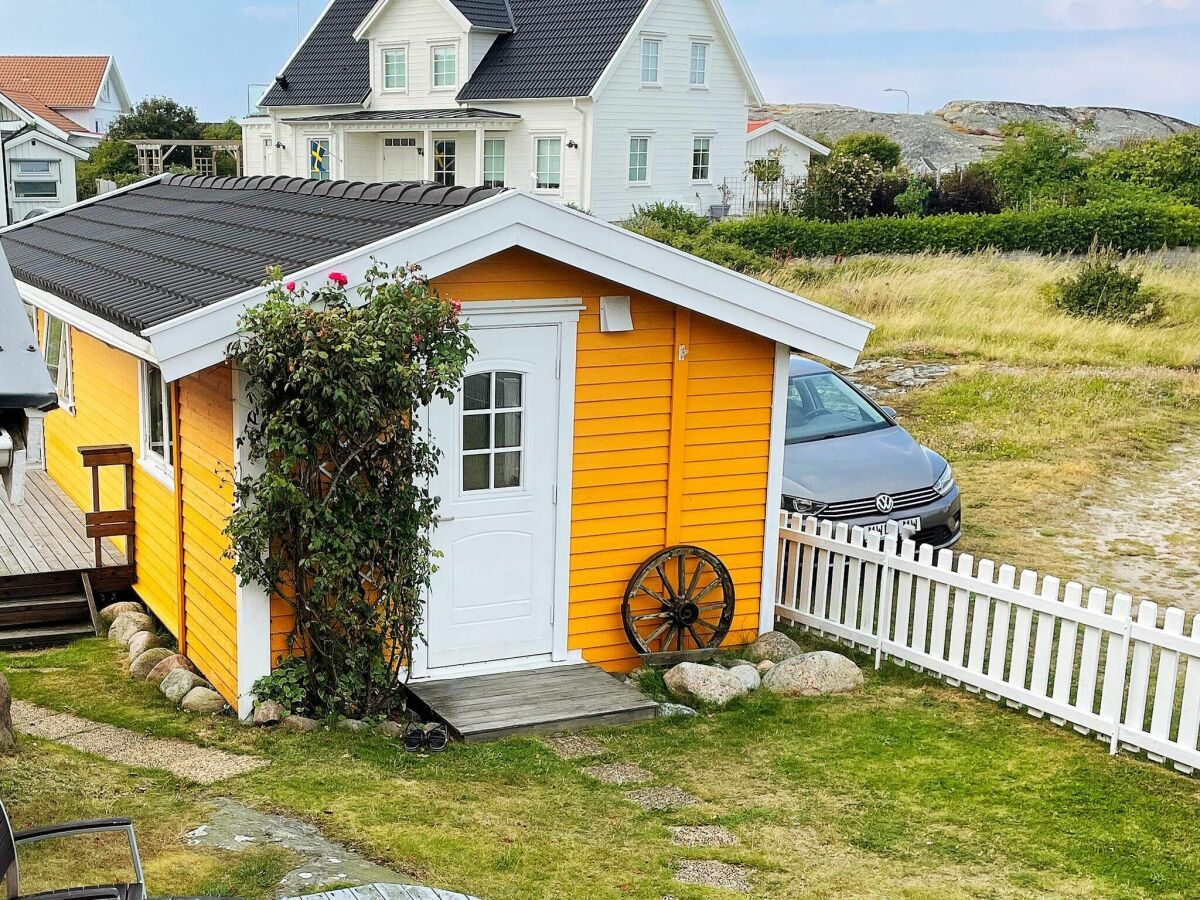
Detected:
[{"left": 1, "top": 798, "right": 145, "bottom": 900}]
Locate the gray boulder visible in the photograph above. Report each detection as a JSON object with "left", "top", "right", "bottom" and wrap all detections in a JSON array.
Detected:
[
  {"left": 727, "top": 663, "right": 761, "bottom": 691},
  {"left": 0, "top": 672, "right": 13, "bottom": 753},
  {"left": 130, "top": 647, "right": 173, "bottom": 679},
  {"left": 337, "top": 717, "right": 369, "bottom": 732},
  {"left": 126, "top": 631, "right": 163, "bottom": 661},
  {"left": 663, "top": 662, "right": 748, "bottom": 707},
  {"left": 658, "top": 702, "right": 697, "bottom": 718},
  {"left": 377, "top": 720, "right": 405, "bottom": 738},
  {"left": 745, "top": 631, "right": 803, "bottom": 664},
  {"left": 160, "top": 668, "right": 210, "bottom": 704},
  {"left": 761, "top": 651, "right": 865, "bottom": 697},
  {"left": 252, "top": 699, "right": 285, "bottom": 726},
  {"left": 756, "top": 659, "right": 776, "bottom": 674},
  {"left": 281, "top": 715, "right": 319, "bottom": 733},
  {"left": 108, "top": 612, "right": 153, "bottom": 644},
  {"left": 98, "top": 601, "right": 145, "bottom": 625},
  {"left": 146, "top": 654, "right": 197, "bottom": 686},
  {"left": 181, "top": 686, "right": 228, "bottom": 715}
]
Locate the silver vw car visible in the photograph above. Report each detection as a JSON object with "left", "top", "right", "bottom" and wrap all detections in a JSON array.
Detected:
[{"left": 782, "top": 357, "right": 961, "bottom": 548}]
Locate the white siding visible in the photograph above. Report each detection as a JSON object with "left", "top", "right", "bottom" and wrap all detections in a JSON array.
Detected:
[
  {"left": 6, "top": 139, "right": 78, "bottom": 223},
  {"left": 363, "top": 0, "right": 470, "bottom": 107},
  {"left": 589, "top": 0, "right": 751, "bottom": 220},
  {"left": 747, "top": 129, "right": 814, "bottom": 179}
]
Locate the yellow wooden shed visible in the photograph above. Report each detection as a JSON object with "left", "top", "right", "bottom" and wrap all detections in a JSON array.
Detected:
[{"left": 1, "top": 174, "right": 870, "bottom": 718}]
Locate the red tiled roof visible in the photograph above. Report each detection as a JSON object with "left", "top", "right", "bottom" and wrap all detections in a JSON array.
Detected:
[
  {"left": 0, "top": 56, "right": 110, "bottom": 110},
  {"left": 747, "top": 118, "right": 774, "bottom": 133},
  {"left": 0, "top": 87, "right": 88, "bottom": 134}
]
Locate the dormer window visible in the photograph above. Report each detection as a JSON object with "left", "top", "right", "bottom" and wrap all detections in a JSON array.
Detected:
[
  {"left": 382, "top": 46, "right": 408, "bottom": 91},
  {"left": 432, "top": 45, "right": 457, "bottom": 89}
]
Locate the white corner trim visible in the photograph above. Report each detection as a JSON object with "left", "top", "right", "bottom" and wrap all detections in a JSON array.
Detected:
[
  {"left": 747, "top": 121, "right": 831, "bottom": 157},
  {"left": 16, "top": 281, "right": 157, "bottom": 362},
  {"left": 758, "top": 341, "right": 789, "bottom": 635}
]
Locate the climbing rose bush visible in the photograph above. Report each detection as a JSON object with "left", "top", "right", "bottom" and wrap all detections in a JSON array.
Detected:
[{"left": 226, "top": 262, "right": 474, "bottom": 718}]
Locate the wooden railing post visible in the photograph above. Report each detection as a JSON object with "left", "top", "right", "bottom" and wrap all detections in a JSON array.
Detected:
[{"left": 78, "top": 445, "right": 136, "bottom": 573}]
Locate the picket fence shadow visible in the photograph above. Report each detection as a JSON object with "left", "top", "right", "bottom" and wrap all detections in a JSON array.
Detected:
[{"left": 775, "top": 513, "right": 1200, "bottom": 774}]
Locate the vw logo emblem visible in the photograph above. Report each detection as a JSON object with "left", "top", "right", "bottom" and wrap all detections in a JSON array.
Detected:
[{"left": 875, "top": 493, "right": 895, "bottom": 514}]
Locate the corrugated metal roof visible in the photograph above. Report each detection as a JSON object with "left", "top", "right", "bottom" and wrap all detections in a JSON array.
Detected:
[
  {"left": 0, "top": 174, "right": 503, "bottom": 335},
  {"left": 459, "top": 0, "right": 648, "bottom": 101},
  {"left": 261, "top": 0, "right": 647, "bottom": 108},
  {"left": 282, "top": 107, "right": 519, "bottom": 122}
]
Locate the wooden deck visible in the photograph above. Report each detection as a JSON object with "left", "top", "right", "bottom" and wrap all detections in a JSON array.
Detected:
[
  {"left": 406, "top": 663, "right": 660, "bottom": 743},
  {"left": 0, "top": 470, "right": 124, "bottom": 577}
]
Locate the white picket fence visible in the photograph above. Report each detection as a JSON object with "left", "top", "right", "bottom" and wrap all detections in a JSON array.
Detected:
[{"left": 775, "top": 514, "right": 1200, "bottom": 774}]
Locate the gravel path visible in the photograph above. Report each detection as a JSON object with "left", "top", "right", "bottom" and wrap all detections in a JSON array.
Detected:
[{"left": 11, "top": 699, "right": 267, "bottom": 784}]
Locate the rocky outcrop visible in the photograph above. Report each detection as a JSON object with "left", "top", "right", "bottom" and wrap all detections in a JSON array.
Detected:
[
  {"left": 761, "top": 651, "right": 865, "bottom": 697},
  {"left": 753, "top": 100, "right": 1196, "bottom": 173},
  {"left": 664, "top": 662, "right": 749, "bottom": 707}
]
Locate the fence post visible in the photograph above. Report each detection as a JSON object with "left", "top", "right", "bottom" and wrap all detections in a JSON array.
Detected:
[
  {"left": 874, "top": 531, "right": 898, "bottom": 670},
  {"left": 1109, "top": 612, "right": 1134, "bottom": 756}
]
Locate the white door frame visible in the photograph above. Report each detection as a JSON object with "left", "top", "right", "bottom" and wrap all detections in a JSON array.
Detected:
[{"left": 409, "top": 297, "right": 585, "bottom": 682}]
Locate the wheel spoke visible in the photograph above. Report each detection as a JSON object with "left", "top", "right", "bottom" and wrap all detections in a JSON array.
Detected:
[
  {"left": 637, "top": 585, "right": 671, "bottom": 607},
  {"left": 686, "top": 623, "right": 705, "bottom": 648},
  {"left": 684, "top": 558, "right": 706, "bottom": 601},
  {"left": 646, "top": 620, "right": 672, "bottom": 646},
  {"left": 693, "top": 618, "right": 717, "bottom": 632},
  {"left": 677, "top": 554, "right": 686, "bottom": 599},
  {"left": 697, "top": 600, "right": 726, "bottom": 612},
  {"left": 656, "top": 564, "right": 682, "bottom": 603},
  {"left": 631, "top": 611, "right": 669, "bottom": 622},
  {"left": 691, "top": 580, "right": 722, "bottom": 603}
]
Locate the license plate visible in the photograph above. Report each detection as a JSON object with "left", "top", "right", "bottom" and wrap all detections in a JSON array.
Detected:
[{"left": 864, "top": 517, "right": 921, "bottom": 537}]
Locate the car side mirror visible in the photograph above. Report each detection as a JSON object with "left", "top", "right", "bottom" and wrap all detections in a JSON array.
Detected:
[{"left": 881, "top": 406, "right": 897, "bottom": 419}]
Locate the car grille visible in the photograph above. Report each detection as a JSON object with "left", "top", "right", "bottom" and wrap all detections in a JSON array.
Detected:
[
  {"left": 821, "top": 485, "right": 941, "bottom": 520},
  {"left": 912, "top": 524, "right": 954, "bottom": 547}
]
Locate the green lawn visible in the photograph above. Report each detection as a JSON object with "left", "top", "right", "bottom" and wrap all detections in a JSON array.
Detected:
[{"left": 3, "top": 638, "right": 1199, "bottom": 899}]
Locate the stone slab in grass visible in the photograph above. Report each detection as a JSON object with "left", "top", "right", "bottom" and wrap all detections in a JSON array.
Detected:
[
  {"left": 670, "top": 825, "right": 737, "bottom": 847},
  {"left": 543, "top": 734, "right": 606, "bottom": 759},
  {"left": 583, "top": 763, "right": 655, "bottom": 786},
  {"left": 673, "top": 859, "right": 751, "bottom": 893},
  {"left": 625, "top": 786, "right": 698, "bottom": 810}
]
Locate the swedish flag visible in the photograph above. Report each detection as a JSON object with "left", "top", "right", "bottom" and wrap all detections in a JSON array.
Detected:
[{"left": 310, "top": 141, "right": 328, "bottom": 178}]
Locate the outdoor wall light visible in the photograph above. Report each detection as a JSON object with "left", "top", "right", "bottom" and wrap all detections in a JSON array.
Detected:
[
  {"left": 566, "top": 140, "right": 579, "bottom": 150},
  {"left": 274, "top": 142, "right": 286, "bottom": 150}
]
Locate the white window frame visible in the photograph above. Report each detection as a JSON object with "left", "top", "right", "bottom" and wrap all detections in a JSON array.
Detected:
[
  {"left": 433, "top": 139, "right": 457, "bottom": 186},
  {"left": 532, "top": 134, "right": 563, "bottom": 194},
  {"left": 307, "top": 135, "right": 332, "bottom": 181},
  {"left": 640, "top": 36, "right": 663, "bottom": 86},
  {"left": 691, "top": 135, "right": 713, "bottom": 183},
  {"left": 483, "top": 138, "right": 506, "bottom": 188},
  {"left": 689, "top": 40, "right": 710, "bottom": 88},
  {"left": 11, "top": 159, "right": 59, "bottom": 200},
  {"left": 138, "top": 361, "right": 174, "bottom": 487},
  {"left": 627, "top": 135, "right": 652, "bottom": 186},
  {"left": 41, "top": 313, "right": 74, "bottom": 413},
  {"left": 99, "top": 81, "right": 111, "bottom": 103},
  {"left": 380, "top": 43, "right": 409, "bottom": 92},
  {"left": 431, "top": 43, "right": 458, "bottom": 90}
]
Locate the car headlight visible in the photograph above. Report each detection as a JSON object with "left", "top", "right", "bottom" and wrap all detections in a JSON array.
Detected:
[
  {"left": 783, "top": 495, "right": 828, "bottom": 516},
  {"left": 933, "top": 464, "right": 956, "bottom": 496}
]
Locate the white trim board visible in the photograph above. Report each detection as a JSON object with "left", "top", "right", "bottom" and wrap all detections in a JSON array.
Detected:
[
  {"left": 145, "top": 190, "right": 872, "bottom": 381},
  {"left": 747, "top": 120, "right": 831, "bottom": 157},
  {"left": 758, "top": 341, "right": 790, "bottom": 634},
  {"left": 3, "top": 127, "right": 90, "bottom": 160},
  {"left": 16, "top": 281, "right": 156, "bottom": 362}
]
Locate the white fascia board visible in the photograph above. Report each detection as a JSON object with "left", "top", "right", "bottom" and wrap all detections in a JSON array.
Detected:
[
  {"left": 705, "top": 0, "right": 763, "bottom": 105},
  {"left": 148, "top": 191, "right": 871, "bottom": 381},
  {"left": 0, "top": 90, "right": 72, "bottom": 143},
  {"left": 17, "top": 281, "right": 156, "bottom": 362},
  {"left": 4, "top": 127, "right": 90, "bottom": 160},
  {"left": 747, "top": 121, "right": 830, "bottom": 156},
  {"left": 355, "top": 0, "right": 471, "bottom": 38},
  {"left": 0, "top": 173, "right": 168, "bottom": 235}
]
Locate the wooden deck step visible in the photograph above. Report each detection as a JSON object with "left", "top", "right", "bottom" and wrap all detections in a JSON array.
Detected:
[
  {"left": 406, "top": 663, "right": 660, "bottom": 743},
  {"left": 0, "top": 622, "right": 96, "bottom": 650},
  {"left": 0, "top": 594, "right": 90, "bottom": 628}
]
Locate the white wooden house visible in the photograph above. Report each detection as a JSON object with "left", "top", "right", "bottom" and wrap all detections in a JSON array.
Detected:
[
  {"left": 242, "top": 0, "right": 763, "bottom": 220},
  {"left": 746, "top": 118, "right": 829, "bottom": 180}
]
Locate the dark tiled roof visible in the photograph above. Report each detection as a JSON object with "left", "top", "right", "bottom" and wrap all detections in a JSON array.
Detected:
[
  {"left": 0, "top": 174, "right": 503, "bottom": 334},
  {"left": 283, "top": 107, "right": 520, "bottom": 122},
  {"left": 261, "top": 0, "right": 376, "bottom": 108},
  {"left": 453, "top": 0, "right": 513, "bottom": 30},
  {"left": 459, "top": 0, "right": 648, "bottom": 101}
]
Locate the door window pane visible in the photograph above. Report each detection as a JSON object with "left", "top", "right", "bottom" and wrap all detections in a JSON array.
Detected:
[
  {"left": 309, "top": 139, "right": 330, "bottom": 180},
  {"left": 434, "top": 140, "right": 456, "bottom": 186},
  {"left": 483, "top": 138, "right": 505, "bottom": 188},
  {"left": 461, "top": 371, "right": 524, "bottom": 492}
]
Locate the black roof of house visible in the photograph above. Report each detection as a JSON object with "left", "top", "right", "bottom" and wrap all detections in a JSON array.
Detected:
[
  {"left": 0, "top": 174, "right": 503, "bottom": 335},
  {"left": 282, "top": 107, "right": 520, "bottom": 123},
  {"left": 261, "top": 0, "right": 648, "bottom": 108},
  {"left": 0, "top": 245, "right": 57, "bottom": 412}
]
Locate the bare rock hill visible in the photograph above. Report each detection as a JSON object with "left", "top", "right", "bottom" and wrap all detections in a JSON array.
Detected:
[{"left": 753, "top": 100, "right": 1196, "bottom": 173}]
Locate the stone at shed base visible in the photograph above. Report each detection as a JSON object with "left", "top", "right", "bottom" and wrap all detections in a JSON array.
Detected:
[
  {"left": 146, "top": 654, "right": 197, "bottom": 686},
  {"left": 756, "top": 659, "right": 775, "bottom": 674},
  {"left": 658, "top": 702, "right": 697, "bottom": 718},
  {"left": 664, "top": 662, "right": 748, "bottom": 707},
  {"left": 126, "top": 630, "right": 163, "bottom": 661},
  {"left": 337, "top": 718, "right": 369, "bottom": 732},
  {"left": 0, "top": 673, "right": 13, "bottom": 752},
  {"left": 98, "top": 601, "right": 145, "bottom": 625},
  {"left": 108, "top": 612, "right": 153, "bottom": 644},
  {"left": 161, "top": 668, "right": 210, "bottom": 705},
  {"left": 130, "top": 647, "right": 174, "bottom": 679},
  {"left": 182, "top": 687, "right": 228, "bottom": 715},
  {"left": 727, "top": 663, "right": 761, "bottom": 691},
  {"left": 252, "top": 700, "right": 285, "bottom": 726},
  {"left": 377, "top": 720, "right": 404, "bottom": 738},
  {"left": 281, "top": 715, "right": 320, "bottom": 733},
  {"left": 762, "top": 651, "right": 865, "bottom": 697},
  {"left": 745, "top": 631, "right": 803, "bottom": 663}
]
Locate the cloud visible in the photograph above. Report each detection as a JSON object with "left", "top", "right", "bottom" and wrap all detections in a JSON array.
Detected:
[{"left": 240, "top": 3, "right": 296, "bottom": 24}]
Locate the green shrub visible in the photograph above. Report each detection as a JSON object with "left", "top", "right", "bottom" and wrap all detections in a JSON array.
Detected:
[
  {"left": 830, "top": 132, "right": 903, "bottom": 170},
  {"left": 627, "top": 218, "right": 771, "bottom": 273},
  {"left": 796, "top": 153, "right": 883, "bottom": 222},
  {"left": 893, "top": 179, "right": 932, "bottom": 217},
  {"left": 710, "top": 202, "right": 1200, "bottom": 258},
  {"left": 1046, "top": 248, "right": 1163, "bottom": 323},
  {"left": 984, "top": 121, "right": 1087, "bottom": 208},
  {"left": 1086, "top": 131, "right": 1200, "bottom": 206},
  {"left": 627, "top": 201, "right": 708, "bottom": 235},
  {"left": 251, "top": 657, "right": 309, "bottom": 715}
]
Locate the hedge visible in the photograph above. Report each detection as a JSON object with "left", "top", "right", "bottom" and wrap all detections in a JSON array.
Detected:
[{"left": 710, "top": 201, "right": 1200, "bottom": 258}]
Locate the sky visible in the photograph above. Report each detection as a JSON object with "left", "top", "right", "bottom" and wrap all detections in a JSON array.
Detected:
[{"left": 1, "top": 0, "right": 1198, "bottom": 123}]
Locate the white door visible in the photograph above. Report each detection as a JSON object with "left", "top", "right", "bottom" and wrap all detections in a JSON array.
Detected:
[
  {"left": 426, "top": 325, "right": 561, "bottom": 670},
  {"left": 382, "top": 136, "right": 420, "bottom": 181}
]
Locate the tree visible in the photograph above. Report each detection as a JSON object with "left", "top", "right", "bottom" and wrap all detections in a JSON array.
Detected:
[
  {"left": 829, "top": 132, "right": 903, "bottom": 170},
  {"left": 226, "top": 263, "right": 474, "bottom": 718},
  {"left": 796, "top": 152, "right": 883, "bottom": 222},
  {"left": 202, "top": 119, "right": 242, "bottom": 141},
  {"left": 75, "top": 136, "right": 139, "bottom": 200},
  {"left": 984, "top": 121, "right": 1087, "bottom": 209},
  {"left": 108, "top": 96, "right": 203, "bottom": 140},
  {"left": 1086, "top": 131, "right": 1200, "bottom": 206}
]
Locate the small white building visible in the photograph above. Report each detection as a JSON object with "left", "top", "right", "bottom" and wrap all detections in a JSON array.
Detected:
[
  {"left": 0, "top": 56, "right": 131, "bottom": 225},
  {"left": 746, "top": 117, "right": 829, "bottom": 179},
  {"left": 244, "top": 0, "right": 764, "bottom": 220}
]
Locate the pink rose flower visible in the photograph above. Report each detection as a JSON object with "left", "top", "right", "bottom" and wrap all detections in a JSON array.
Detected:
[
  {"left": 329, "top": 272, "right": 349, "bottom": 287},
  {"left": 451, "top": 300, "right": 462, "bottom": 315},
  {"left": 285, "top": 281, "right": 296, "bottom": 293}
]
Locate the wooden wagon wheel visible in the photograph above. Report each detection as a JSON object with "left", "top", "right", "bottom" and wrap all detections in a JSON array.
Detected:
[{"left": 622, "top": 545, "right": 735, "bottom": 655}]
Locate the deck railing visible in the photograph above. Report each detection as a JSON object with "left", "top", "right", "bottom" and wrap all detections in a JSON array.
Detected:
[
  {"left": 775, "top": 513, "right": 1200, "bottom": 774},
  {"left": 79, "top": 444, "right": 136, "bottom": 571}
]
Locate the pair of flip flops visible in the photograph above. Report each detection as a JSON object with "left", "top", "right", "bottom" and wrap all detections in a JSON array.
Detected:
[{"left": 403, "top": 721, "right": 450, "bottom": 753}]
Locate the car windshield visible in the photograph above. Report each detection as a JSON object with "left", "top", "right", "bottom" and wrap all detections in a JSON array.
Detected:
[{"left": 785, "top": 372, "right": 891, "bottom": 444}]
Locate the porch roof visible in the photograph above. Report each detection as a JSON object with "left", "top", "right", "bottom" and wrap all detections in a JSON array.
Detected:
[{"left": 282, "top": 108, "right": 520, "bottom": 124}]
